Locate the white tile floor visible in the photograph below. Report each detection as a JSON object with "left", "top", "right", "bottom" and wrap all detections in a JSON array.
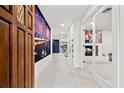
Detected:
[
  {"left": 36, "top": 54, "right": 100, "bottom": 88},
  {"left": 95, "top": 62, "right": 112, "bottom": 85}
]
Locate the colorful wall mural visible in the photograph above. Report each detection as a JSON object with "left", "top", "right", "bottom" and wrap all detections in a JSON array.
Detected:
[{"left": 35, "top": 6, "right": 51, "bottom": 62}]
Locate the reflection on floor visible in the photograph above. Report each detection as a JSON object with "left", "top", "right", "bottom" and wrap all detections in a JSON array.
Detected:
[
  {"left": 95, "top": 62, "right": 112, "bottom": 84},
  {"left": 84, "top": 61, "right": 112, "bottom": 86},
  {"left": 36, "top": 54, "right": 100, "bottom": 88}
]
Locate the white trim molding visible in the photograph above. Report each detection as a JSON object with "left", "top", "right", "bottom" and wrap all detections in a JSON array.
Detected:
[{"left": 82, "top": 5, "right": 119, "bottom": 88}]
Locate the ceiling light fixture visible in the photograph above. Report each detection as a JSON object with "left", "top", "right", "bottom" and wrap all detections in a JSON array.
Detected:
[
  {"left": 61, "top": 32, "right": 64, "bottom": 34},
  {"left": 90, "top": 22, "right": 94, "bottom": 25},
  {"left": 60, "top": 24, "right": 64, "bottom": 27}
]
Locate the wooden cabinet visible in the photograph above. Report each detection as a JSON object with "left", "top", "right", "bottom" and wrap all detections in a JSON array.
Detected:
[{"left": 0, "top": 5, "right": 34, "bottom": 88}]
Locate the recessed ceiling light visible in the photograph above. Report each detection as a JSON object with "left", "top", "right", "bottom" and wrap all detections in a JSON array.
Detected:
[
  {"left": 90, "top": 22, "right": 94, "bottom": 25},
  {"left": 60, "top": 24, "right": 64, "bottom": 27},
  {"left": 61, "top": 32, "right": 64, "bottom": 34}
]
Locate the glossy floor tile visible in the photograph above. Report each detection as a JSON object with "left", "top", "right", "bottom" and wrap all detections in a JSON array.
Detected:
[{"left": 36, "top": 54, "right": 100, "bottom": 88}]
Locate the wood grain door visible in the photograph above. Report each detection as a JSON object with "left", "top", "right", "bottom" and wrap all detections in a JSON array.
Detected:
[{"left": 0, "top": 5, "right": 34, "bottom": 88}]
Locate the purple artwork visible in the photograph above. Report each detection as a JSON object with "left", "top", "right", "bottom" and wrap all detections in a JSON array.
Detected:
[{"left": 35, "top": 6, "right": 51, "bottom": 62}]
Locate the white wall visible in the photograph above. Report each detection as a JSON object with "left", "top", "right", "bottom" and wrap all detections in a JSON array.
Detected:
[
  {"left": 111, "top": 5, "right": 124, "bottom": 88},
  {"left": 112, "top": 5, "right": 119, "bottom": 88},
  {"left": 67, "top": 5, "right": 124, "bottom": 88},
  {"left": 98, "top": 30, "right": 112, "bottom": 57},
  {"left": 91, "top": 30, "right": 112, "bottom": 63},
  {"left": 119, "top": 5, "right": 124, "bottom": 88},
  {"left": 103, "top": 30, "right": 112, "bottom": 54},
  {"left": 81, "top": 5, "right": 114, "bottom": 87},
  {"left": 35, "top": 27, "right": 53, "bottom": 86},
  {"left": 80, "top": 6, "right": 101, "bottom": 72}
]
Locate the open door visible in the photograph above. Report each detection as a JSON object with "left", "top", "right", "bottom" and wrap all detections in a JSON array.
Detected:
[{"left": 0, "top": 5, "right": 34, "bottom": 88}]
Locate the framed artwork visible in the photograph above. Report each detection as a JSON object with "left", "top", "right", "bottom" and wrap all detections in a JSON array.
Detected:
[
  {"left": 35, "top": 6, "right": 44, "bottom": 39},
  {"left": 85, "top": 46, "right": 93, "bottom": 56},
  {"left": 96, "top": 29, "right": 102, "bottom": 44},
  {"left": 95, "top": 45, "right": 99, "bottom": 56},
  {"left": 35, "top": 43, "right": 45, "bottom": 62},
  {"left": 84, "top": 30, "right": 93, "bottom": 44},
  {"left": 45, "top": 26, "right": 51, "bottom": 40},
  {"left": 35, "top": 6, "right": 51, "bottom": 62}
]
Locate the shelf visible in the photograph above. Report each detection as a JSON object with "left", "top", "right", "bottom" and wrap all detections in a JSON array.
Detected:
[
  {"left": 34, "top": 37, "right": 45, "bottom": 41},
  {"left": 34, "top": 40, "right": 45, "bottom": 46}
]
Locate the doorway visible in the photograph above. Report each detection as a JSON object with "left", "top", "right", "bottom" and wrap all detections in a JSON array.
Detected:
[{"left": 53, "top": 40, "right": 60, "bottom": 53}]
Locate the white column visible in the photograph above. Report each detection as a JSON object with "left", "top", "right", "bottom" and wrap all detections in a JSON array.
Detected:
[
  {"left": 67, "top": 31, "right": 70, "bottom": 58},
  {"left": 92, "top": 17, "right": 96, "bottom": 74},
  {"left": 112, "top": 5, "right": 124, "bottom": 88},
  {"left": 73, "top": 19, "right": 82, "bottom": 68},
  {"left": 80, "top": 26, "right": 84, "bottom": 69},
  {"left": 118, "top": 5, "right": 124, "bottom": 88},
  {"left": 69, "top": 24, "right": 74, "bottom": 65},
  {"left": 51, "top": 28, "right": 53, "bottom": 55},
  {"left": 112, "top": 5, "right": 120, "bottom": 88}
]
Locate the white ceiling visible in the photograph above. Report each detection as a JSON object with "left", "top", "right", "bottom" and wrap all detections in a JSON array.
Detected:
[
  {"left": 83, "top": 6, "right": 112, "bottom": 31},
  {"left": 38, "top": 5, "right": 89, "bottom": 39},
  {"left": 95, "top": 8, "right": 112, "bottom": 31}
]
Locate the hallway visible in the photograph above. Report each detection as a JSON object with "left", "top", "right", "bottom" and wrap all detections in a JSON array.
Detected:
[
  {"left": 36, "top": 54, "right": 100, "bottom": 88},
  {"left": 1, "top": 5, "right": 124, "bottom": 88}
]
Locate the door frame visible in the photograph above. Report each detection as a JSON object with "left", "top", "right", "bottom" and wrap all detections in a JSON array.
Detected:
[{"left": 81, "top": 5, "right": 119, "bottom": 88}]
